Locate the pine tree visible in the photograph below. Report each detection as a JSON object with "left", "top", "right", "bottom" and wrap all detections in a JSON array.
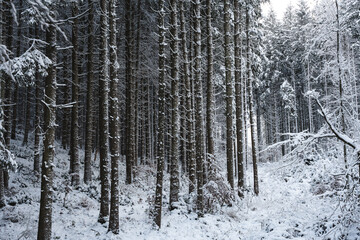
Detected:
[
  {"left": 84, "top": 0, "right": 95, "bottom": 185},
  {"left": 179, "top": 0, "right": 195, "bottom": 194},
  {"left": 234, "top": 0, "right": 244, "bottom": 197},
  {"left": 193, "top": 0, "right": 204, "bottom": 216},
  {"left": 37, "top": 8, "right": 57, "bottom": 240},
  {"left": 3, "top": 0, "right": 13, "bottom": 190},
  {"left": 169, "top": 0, "right": 180, "bottom": 211},
  {"left": 98, "top": 0, "right": 110, "bottom": 224},
  {"left": 108, "top": 0, "right": 120, "bottom": 233},
  {"left": 206, "top": 0, "right": 215, "bottom": 178},
  {"left": 223, "top": 0, "right": 234, "bottom": 189},
  {"left": 70, "top": 0, "right": 80, "bottom": 187},
  {"left": 125, "top": 0, "right": 135, "bottom": 184},
  {"left": 34, "top": 26, "right": 42, "bottom": 175},
  {"left": 154, "top": 0, "right": 166, "bottom": 227},
  {"left": 245, "top": 0, "right": 259, "bottom": 195}
]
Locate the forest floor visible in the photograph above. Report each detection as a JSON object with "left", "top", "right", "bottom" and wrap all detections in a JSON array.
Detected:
[{"left": 1, "top": 138, "right": 359, "bottom": 240}]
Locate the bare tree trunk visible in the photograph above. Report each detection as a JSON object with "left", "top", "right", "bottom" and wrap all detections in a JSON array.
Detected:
[
  {"left": 169, "top": 0, "right": 180, "bottom": 211},
  {"left": 125, "top": 0, "right": 135, "bottom": 184},
  {"left": 335, "top": 0, "right": 347, "bottom": 169},
  {"left": 245, "top": 4, "right": 259, "bottom": 195},
  {"left": 98, "top": 0, "right": 110, "bottom": 224},
  {"left": 11, "top": 0, "right": 23, "bottom": 141},
  {"left": 206, "top": 0, "right": 215, "bottom": 178},
  {"left": 234, "top": 0, "right": 244, "bottom": 197},
  {"left": 34, "top": 70, "right": 41, "bottom": 174},
  {"left": 154, "top": 0, "right": 166, "bottom": 227},
  {"left": 37, "top": 22, "right": 57, "bottom": 240},
  {"left": 193, "top": 0, "right": 204, "bottom": 216},
  {"left": 70, "top": 1, "right": 80, "bottom": 186},
  {"left": 108, "top": 0, "right": 120, "bottom": 233},
  {"left": 179, "top": 0, "right": 195, "bottom": 194},
  {"left": 224, "top": 0, "right": 234, "bottom": 189},
  {"left": 84, "top": 0, "right": 95, "bottom": 184},
  {"left": 33, "top": 26, "right": 42, "bottom": 175},
  {"left": 3, "top": 0, "right": 13, "bottom": 190},
  {"left": 61, "top": 54, "right": 70, "bottom": 149}
]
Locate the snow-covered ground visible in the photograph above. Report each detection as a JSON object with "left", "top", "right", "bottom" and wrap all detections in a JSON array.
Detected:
[{"left": 1, "top": 139, "right": 359, "bottom": 240}]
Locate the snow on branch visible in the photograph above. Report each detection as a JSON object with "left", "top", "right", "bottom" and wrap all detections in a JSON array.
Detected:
[
  {"left": 315, "top": 98, "right": 357, "bottom": 150},
  {"left": 0, "top": 48, "right": 52, "bottom": 85}
]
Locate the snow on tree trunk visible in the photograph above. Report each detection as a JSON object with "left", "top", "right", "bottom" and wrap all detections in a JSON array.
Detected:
[
  {"left": 84, "top": 0, "right": 95, "bottom": 185},
  {"left": 98, "top": 0, "right": 110, "bottom": 224},
  {"left": 245, "top": 4, "right": 259, "bottom": 196},
  {"left": 125, "top": 0, "right": 135, "bottom": 184},
  {"left": 37, "top": 22, "right": 57, "bottom": 240},
  {"left": 3, "top": 0, "right": 13, "bottom": 190},
  {"left": 154, "top": 0, "right": 166, "bottom": 228},
  {"left": 169, "top": 0, "right": 180, "bottom": 211},
  {"left": 108, "top": 0, "right": 120, "bottom": 233},
  {"left": 70, "top": 1, "right": 80, "bottom": 186},
  {"left": 206, "top": 0, "right": 215, "bottom": 179},
  {"left": 34, "top": 66, "right": 41, "bottom": 175},
  {"left": 179, "top": 0, "right": 195, "bottom": 195},
  {"left": 223, "top": 0, "right": 234, "bottom": 189},
  {"left": 194, "top": 0, "right": 205, "bottom": 217},
  {"left": 234, "top": 0, "right": 244, "bottom": 197}
]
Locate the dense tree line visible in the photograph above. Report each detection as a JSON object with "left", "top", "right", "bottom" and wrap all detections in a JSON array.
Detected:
[{"left": 0, "top": 0, "right": 358, "bottom": 238}]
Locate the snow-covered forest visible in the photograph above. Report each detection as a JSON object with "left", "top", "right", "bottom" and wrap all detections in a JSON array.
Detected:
[{"left": 0, "top": 0, "right": 359, "bottom": 239}]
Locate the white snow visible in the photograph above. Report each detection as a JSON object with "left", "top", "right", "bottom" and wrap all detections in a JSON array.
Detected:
[{"left": 1, "top": 138, "right": 359, "bottom": 240}]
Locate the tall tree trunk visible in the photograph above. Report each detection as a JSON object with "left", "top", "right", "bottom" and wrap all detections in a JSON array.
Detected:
[
  {"left": 194, "top": 0, "right": 204, "bottom": 216},
  {"left": 245, "top": 4, "right": 259, "bottom": 195},
  {"left": 169, "top": 0, "right": 180, "bottom": 211},
  {"left": 335, "top": 0, "right": 347, "bottom": 169},
  {"left": 108, "top": 0, "right": 120, "bottom": 233},
  {"left": 206, "top": 0, "right": 215, "bottom": 178},
  {"left": 154, "top": 0, "right": 166, "bottom": 227},
  {"left": 84, "top": 0, "right": 95, "bottom": 184},
  {"left": 98, "top": 0, "right": 110, "bottom": 224},
  {"left": 70, "top": 1, "right": 80, "bottom": 186},
  {"left": 234, "top": 0, "right": 244, "bottom": 197},
  {"left": 37, "top": 22, "right": 57, "bottom": 240},
  {"left": 224, "top": 0, "right": 234, "bottom": 189},
  {"left": 125, "top": 0, "right": 135, "bottom": 184},
  {"left": 11, "top": 0, "right": 23, "bottom": 141},
  {"left": 34, "top": 70, "right": 41, "bottom": 174},
  {"left": 0, "top": 1, "right": 6, "bottom": 207},
  {"left": 3, "top": 0, "right": 14, "bottom": 190},
  {"left": 33, "top": 26, "right": 41, "bottom": 175},
  {"left": 179, "top": 0, "right": 195, "bottom": 194}
]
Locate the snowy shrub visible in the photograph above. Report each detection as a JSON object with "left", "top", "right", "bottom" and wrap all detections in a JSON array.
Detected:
[{"left": 203, "top": 172, "right": 234, "bottom": 214}]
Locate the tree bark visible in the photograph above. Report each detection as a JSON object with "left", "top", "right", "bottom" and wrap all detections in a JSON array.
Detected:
[
  {"left": 108, "top": 0, "right": 120, "bottom": 233},
  {"left": 169, "top": 0, "right": 180, "bottom": 211},
  {"left": 206, "top": 0, "right": 215, "bottom": 179},
  {"left": 194, "top": 0, "right": 204, "bottom": 217},
  {"left": 84, "top": 0, "right": 95, "bottom": 184},
  {"left": 224, "top": 0, "right": 234, "bottom": 189},
  {"left": 98, "top": 0, "right": 110, "bottom": 224},
  {"left": 245, "top": 4, "right": 259, "bottom": 195},
  {"left": 179, "top": 0, "right": 195, "bottom": 194},
  {"left": 70, "top": 1, "right": 80, "bottom": 187},
  {"left": 234, "top": 0, "right": 244, "bottom": 197},
  {"left": 37, "top": 22, "right": 57, "bottom": 240},
  {"left": 154, "top": 0, "right": 166, "bottom": 227}
]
